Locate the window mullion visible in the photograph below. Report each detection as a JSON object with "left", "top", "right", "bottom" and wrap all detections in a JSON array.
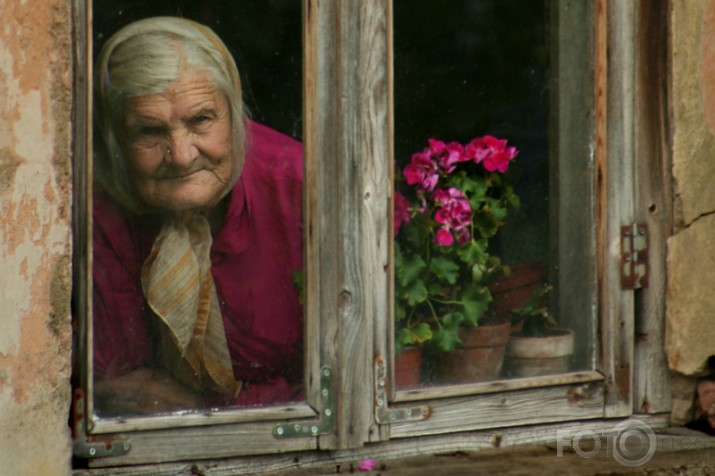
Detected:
[
  {"left": 598, "top": 0, "right": 636, "bottom": 418},
  {"left": 306, "top": 0, "right": 392, "bottom": 450}
]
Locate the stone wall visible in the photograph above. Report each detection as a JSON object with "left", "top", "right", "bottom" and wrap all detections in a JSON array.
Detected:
[
  {"left": 0, "top": 0, "right": 74, "bottom": 474},
  {"left": 666, "top": 0, "right": 715, "bottom": 377},
  {"left": 666, "top": 0, "right": 715, "bottom": 427}
]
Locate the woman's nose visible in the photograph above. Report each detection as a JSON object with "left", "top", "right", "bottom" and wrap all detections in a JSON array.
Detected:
[{"left": 165, "top": 129, "right": 198, "bottom": 166}]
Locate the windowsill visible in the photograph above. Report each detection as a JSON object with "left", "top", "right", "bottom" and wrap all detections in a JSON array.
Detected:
[{"left": 72, "top": 425, "right": 715, "bottom": 475}]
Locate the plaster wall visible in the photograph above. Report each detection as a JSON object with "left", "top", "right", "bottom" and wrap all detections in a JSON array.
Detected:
[
  {"left": 0, "top": 0, "right": 74, "bottom": 474},
  {"left": 666, "top": 0, "right": 715, "bottom": 377}
]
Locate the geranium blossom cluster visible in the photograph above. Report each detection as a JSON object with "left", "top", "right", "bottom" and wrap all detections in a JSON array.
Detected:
[
  {"left": 433, "top": 188, "right": 471, "bottom": 246},
  {"left": 395, "top": 135, "right": 518, "bottom": 247}
]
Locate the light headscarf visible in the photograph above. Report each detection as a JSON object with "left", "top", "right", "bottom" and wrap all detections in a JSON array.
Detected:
[{"left": 95, "top": 17, "right": 246, "bottom": 397}]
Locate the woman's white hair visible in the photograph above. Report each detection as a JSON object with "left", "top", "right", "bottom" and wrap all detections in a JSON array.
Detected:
[{"left": 94, "top": 16, "right": 247, "bottom": 213}]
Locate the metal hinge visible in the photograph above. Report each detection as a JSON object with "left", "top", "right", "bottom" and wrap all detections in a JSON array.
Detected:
[
  {"left": 621, "top": 223, "right": 648, "bottom": 289},
  {"left": 72, "top": 389, "right": 131, "bottom": 459},
  {"left": 274, "top": 366, "right": 335, "bottom": 438},
  {"left": 374, "top": 357, "right": 430, "bottom": 424}
]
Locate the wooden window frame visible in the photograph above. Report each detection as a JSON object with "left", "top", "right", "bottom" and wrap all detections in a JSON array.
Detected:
[{"left": 71, "top": 0, "right": 672, "bottom": 471}]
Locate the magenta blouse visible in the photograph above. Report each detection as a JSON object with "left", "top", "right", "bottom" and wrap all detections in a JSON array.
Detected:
[{"left": 92, "top": 121, "right": 304, "bottom": 407}]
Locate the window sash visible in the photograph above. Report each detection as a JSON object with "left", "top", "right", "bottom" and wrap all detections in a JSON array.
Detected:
[
  {"left": 74, "top": 0, "right": 328, "bottom": 458},
  {"left": 71, "top": 0, "right": 663, "bottom": 467}
]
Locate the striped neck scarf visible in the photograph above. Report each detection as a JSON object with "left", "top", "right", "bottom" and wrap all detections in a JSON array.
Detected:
[{"left": 141, "top": 212, "right": 242, "bottom": 397}]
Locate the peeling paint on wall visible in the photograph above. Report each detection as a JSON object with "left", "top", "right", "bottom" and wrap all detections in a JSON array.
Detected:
[
  {"left": 0, "top": 0, "right": 74, "bottom": 473},
  {"left": 0, "top": 148, "right": 24, "bottom": 196}
]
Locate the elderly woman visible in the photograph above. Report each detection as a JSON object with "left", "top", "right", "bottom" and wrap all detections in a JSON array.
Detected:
[{"left": 92, "top": 17, "right": 303, "bottom": 415}]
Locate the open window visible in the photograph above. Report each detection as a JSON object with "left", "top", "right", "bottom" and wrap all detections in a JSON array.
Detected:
[{"left": 71, "top": 0, "right": 670, "bottom": 471}]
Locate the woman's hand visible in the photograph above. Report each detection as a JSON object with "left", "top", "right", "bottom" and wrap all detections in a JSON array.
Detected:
[{"left": 94, "top": 367, "right": 201, "bottom": 415}]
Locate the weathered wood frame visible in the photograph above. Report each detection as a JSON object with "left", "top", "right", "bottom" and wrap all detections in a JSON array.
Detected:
[
  {"left": 597, "top": 0, "right": 636, "bottom": 419},
  {"left": 71, "top": 0, "right": 673, "bottom": 471},
  {"left": 596, "top": 0, "right": 672, "bottom": 418},
  {"left": 632, "top": 0, "right": 672, "bottom": 416}
]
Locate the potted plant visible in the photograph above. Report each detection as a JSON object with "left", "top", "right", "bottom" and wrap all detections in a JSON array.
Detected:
[
  {"left": 506, "top": 284, "right": 575, "bottom": 377},
  {"left": 394, "top": 135, "right": 521, "bottom": 385}
]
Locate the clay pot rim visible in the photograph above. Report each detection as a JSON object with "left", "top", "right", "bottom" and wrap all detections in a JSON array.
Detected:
[
  {"left": 458, "top": 318, "right": 511, "bottom": 347},
  {"left": 508, "top": 328, "right": 575, "bottom": 358},
  {"left": 510, "top": 327, "right": 574, "bottom": 339},
  {"left": 396, "top": 345, "right": 423, "bottom": 354},
  {"left": 488, "top": 261, "right": 546, "bottom": 293}
]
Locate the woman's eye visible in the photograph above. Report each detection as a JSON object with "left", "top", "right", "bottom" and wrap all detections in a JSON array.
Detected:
[
  {"left": 136, "top": 126, "right": 163, "bottom": 137},
  {"left": 130, "top": 126, "right": 165, "bottom": 148},
  {"left": 190, "top": 115, "right": 213, "bottom": 128}
]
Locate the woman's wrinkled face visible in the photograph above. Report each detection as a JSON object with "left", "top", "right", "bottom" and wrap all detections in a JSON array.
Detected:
[{"left": 121, "top": 70, "right": 236, "bottom": 212}]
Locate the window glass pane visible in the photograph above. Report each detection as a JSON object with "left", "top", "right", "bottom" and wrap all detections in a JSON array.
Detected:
[
  {"left": 90, "top": 1, "right": 304, "bottom": 417},
  {"left": 393, "top": 0, "right": 594, "bottom": 388}
]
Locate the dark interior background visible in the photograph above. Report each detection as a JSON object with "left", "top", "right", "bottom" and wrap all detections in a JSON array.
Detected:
[{"left": 393, "top": 0, "right": 550, "bottom": 265}]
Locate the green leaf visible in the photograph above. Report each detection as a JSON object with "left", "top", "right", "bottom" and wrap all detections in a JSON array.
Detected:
[
  {"left": 394, "top": 301, "right": 406, "bottom": 322},
  {"left": 473, "top": 212, "right": 498, "bottom": 238},
  {"left": 394, "top": 241, "right": 404, "bottom": 266},
  {"left": 429, "top": 256, "right": 460, "bottom": 284},
  {"left": 460, "top": 283, "right": 491, "bottom": 326},
  {"left": 458, "top": 173, "right": 488, "bottom": 202},
  {"left": 395, "top": 328, "right": 413, "bottom": 353},
  {"left": 396, "top": 327, "right": 413, "bottom": 345},
  {"left": 456, "top": 239, "right": 488, "bottom": 264},
  {"left": 397, "top": 253, "right": 427, "bottom": 287},
  {"left": 427, "top": 282, "right": 444, "bottom": 295},
  {"left": 427, "top": 312, "right": 463, "bottom": 352},
  {"left": 487, "top": 197, "right": 508, "bottom": 220},
  {"left": 402, "top": 279, "right": 428, "bottom": 306},
  {"left": 410, "top": 322, "right": 433, "bottom": 343},
  {"left": 442, "top": 311, "right": 465, "bottom": 328},
  {"left": 431, "top": 326, "right": 462, "bottom": 352},
  {"left": 396, "top": 323, "right": 433, "bottom": 352}
]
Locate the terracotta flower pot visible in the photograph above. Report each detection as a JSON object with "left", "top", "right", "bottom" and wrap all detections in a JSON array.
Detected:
[
  {"left": 395, "top": 346, "right": 423, "bottom": 389},
  {"left": 507, "top": 328, "right": 575, "bottom": 377},
  {"left": 489, "top": 261, "right": 546, "bottom": 319},
  {"left": 436, "top": 318, "right": 511, "bottom": 384}
]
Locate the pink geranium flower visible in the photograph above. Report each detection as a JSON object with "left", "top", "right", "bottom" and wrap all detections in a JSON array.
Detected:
[
  {"left": 394, "top": 191, "right": 412, "bottom": 236},
  {"left": 434, "top": 227, "right": 455, "bottom": 247},
  {"left": 403, "top": 152, "right": 440, "bottom": 192},
  {"left": 428, "top": 138, "right": 466, "bottom": 174},
  {"left": 466, "top": 135, "right": 518, "bottom": 173},
  {"left": 433, "top": 187, "right": 472, "bottom": 247},
  {"left": 465, "top": 137, "right": 490, "bottom": 163},
  {"left": 428, "top": 138, "right": 447, "bottom": 156}
]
